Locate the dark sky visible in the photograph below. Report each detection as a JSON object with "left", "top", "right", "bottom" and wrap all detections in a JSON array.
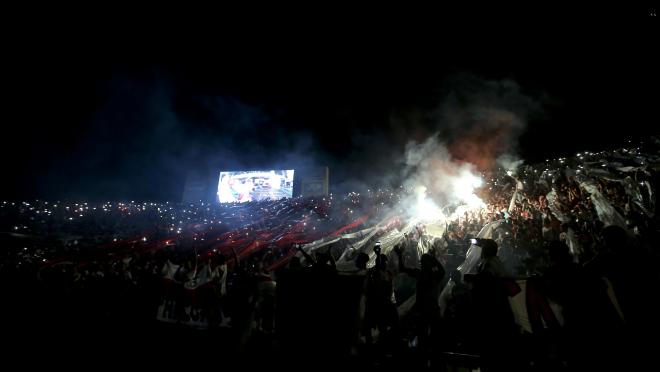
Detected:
[{"left": 2, "top": 8, "right": 658, "bottom": 201}]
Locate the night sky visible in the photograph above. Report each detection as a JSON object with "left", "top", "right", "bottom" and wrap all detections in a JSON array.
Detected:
[{"left": 2, "top": 8, "right": 658, "bottom": 201}]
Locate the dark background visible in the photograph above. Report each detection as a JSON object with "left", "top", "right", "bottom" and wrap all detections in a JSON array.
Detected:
[{"left": 2, "top": 6, "right": 658, "bottom": 201}]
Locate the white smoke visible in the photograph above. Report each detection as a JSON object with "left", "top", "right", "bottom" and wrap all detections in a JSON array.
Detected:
[
  {"left": 401, "top": 134, "right": 485, "bottom": 223},
  {"left": 389, "top": 75, "right": 543, "bottom": 225},
  {"left": 497, "top": 153, "right": 525, "bottom": 176}
]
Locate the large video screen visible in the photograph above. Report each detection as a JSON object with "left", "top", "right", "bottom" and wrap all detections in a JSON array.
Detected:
[{"left": 217, "top": 170, "right": 294, "bottom": 203}]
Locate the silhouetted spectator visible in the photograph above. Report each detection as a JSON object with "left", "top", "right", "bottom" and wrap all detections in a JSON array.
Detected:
[
  {"left": 395, "top": 245, "right": 445, "bottom": 366},
  {"left": 468, "top": 239, "right": 517, "bottom": 371}
]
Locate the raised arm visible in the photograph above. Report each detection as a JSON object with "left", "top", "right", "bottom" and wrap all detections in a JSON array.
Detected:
[
  {"left": 297, "top": 244, "right": 316, "bottom": 265},
  {"left": 394, "top": 245, "right": 418, "bottom": 278},
  {"left": 326, "top": 248, "right": 336, "bottom": 268},
  {"left": 231, "top": 247, "right": 240, "bottom": 266}
]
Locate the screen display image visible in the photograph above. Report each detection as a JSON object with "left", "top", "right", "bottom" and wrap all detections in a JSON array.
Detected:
[{"left": 217, "top": 170, "right": 294, "bottom": 203}]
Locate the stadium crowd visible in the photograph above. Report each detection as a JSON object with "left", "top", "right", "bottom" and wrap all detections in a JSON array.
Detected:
[{"left": 1, "top": 139, "right": 659, "bottom": 370}]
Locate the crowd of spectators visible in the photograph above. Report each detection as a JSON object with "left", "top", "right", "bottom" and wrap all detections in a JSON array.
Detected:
[{"left": 2, "top": 139, "right": 659, "bottom": 370}]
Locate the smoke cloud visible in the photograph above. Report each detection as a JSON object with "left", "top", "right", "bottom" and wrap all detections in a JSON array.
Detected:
[
  {"left": 40, "top": 72, "right": 321, "bottom": 201},
  {"left": 393, "top": 74, "right": 542, "bottom": 219},
  {"left": 30, "top": 71, "right": 541, "bottom": 205}
]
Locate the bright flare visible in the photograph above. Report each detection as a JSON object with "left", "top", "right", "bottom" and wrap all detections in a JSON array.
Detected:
[
  {"left": 414, "top": 186, "right": 445, "bottom": 222},
  {"left": 452, "top": 169, "right": 485, "bottom": 208}
]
